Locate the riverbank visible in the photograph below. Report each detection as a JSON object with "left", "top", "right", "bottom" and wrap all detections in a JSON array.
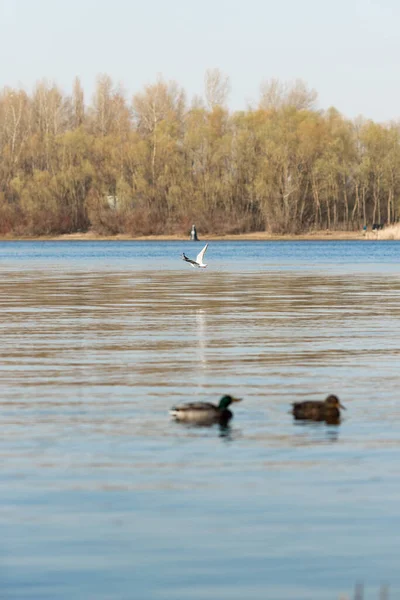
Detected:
[{"left": 0, "top": 230, "right": 367, "bottom": 242}]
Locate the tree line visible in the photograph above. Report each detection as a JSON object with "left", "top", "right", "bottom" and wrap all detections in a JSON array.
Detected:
[{"left": 0, "top": 71, "right": 399, "bottom": 236}]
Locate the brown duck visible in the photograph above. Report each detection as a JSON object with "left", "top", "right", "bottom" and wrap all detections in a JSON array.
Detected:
[{"left": 292, "top": 394, "right": 345, "bottom": 423}]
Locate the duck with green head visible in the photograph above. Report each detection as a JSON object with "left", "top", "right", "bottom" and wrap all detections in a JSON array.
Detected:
[
  {"left": 170, "top": 394, "right": 242, "bottom": 426},
  {"left": 292, "top": 394, "right": 346, "bottom": 424}
]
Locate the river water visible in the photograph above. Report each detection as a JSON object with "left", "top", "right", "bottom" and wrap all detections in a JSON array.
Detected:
[{"left": 1, "top": 240, "right": 400, "bottom": 600}]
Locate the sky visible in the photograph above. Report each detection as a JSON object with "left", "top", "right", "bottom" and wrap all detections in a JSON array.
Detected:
[{"left": 0, "top": 0, "right": 399, "bottom": 122}]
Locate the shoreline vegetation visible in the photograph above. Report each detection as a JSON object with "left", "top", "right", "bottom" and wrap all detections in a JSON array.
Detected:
[
  {"left": 1, "top": 72, "right": 400, "bottom": 238},
  {"left": 1, "top": 226, "right": 399, "bottom": 242}
]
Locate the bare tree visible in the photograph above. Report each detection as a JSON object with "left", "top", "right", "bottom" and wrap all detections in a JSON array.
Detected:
[
  {"left": 190, "top": 94, "right": 205, "bottom": 110},
  {"left": 259, "top": 78, "right": 283, "bottom": 111},
  {"left": 260, "top": 78, "right": 317, "bottom": 111},
  {"left": 133, "top": 77, "right": 186, "bottom": 197},
  {"left": 92, "top": 74, "right": 114, "bottom": 136},
  {"left": 32, "top": 79, "right": 67, "bottom": 136},
  {"left": 133, "top": 76, "right": 186, "bottom": 135},
  {"left": 204, "top": 68, "right": 231, "bottom": 110},
  {"left": 72, "top": 77, "right": 85, "bottom": 128}
]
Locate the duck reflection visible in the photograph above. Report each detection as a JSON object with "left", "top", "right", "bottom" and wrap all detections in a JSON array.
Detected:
[
  {"left": 218, "top": 423, "right": 242, "bottom": 442},
  {"left": 294, "top": 420, "right": 340, "bottom": 443}
]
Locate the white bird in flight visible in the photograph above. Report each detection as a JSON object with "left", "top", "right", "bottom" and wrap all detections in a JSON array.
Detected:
[{"left": 181, "top": 243, "right": 208, "bottom": 268}]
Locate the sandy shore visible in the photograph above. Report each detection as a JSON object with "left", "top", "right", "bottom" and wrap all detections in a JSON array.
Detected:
[{"left": 0, "top": 230, "right": 366, "bottom": 242}]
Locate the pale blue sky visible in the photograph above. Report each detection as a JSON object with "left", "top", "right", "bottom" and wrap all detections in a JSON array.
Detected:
[{"left": 0, "top": 0, "right": 399, "bottom": 121}]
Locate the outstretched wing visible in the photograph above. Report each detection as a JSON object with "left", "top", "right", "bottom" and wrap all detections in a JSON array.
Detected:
[
  {"left": 196, "top": 244, "right": 208, "bottom": 264},
  {"left": 182, "top": 253, "right": 198, "bottom": 266}
]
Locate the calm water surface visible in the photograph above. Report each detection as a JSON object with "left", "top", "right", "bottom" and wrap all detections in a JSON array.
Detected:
[{"left": 1, "top": 240, "right": 400, "bottom": 600}]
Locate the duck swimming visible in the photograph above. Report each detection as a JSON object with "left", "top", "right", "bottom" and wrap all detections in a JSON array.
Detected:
[
  {"left": 292, "top": 394, "right": 345, "bottom": 423},
  {"left": 170, "top": 394, "right": 242, "bottom": 426}
]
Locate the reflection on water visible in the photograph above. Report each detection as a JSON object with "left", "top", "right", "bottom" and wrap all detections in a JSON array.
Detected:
[
  {"left": 195, "top": 308, "right": 207, "bottom": 370},
  {"left": 293, "top": 420, "right": 341, "bottom": 443},
  {"left": 1, "top": 241, "right": 400, "bottom": 600}
]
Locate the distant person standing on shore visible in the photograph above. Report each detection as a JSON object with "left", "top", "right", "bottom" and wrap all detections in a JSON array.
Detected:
[{"left": 190, "top": 224, "right": 199, "bottom": 241}]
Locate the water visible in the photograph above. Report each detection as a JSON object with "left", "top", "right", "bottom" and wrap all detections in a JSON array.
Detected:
[{"left": 1, "top": 240, "right": 400, "bottom": 600}]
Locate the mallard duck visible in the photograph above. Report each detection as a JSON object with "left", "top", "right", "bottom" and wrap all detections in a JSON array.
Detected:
[
  {"left": 292, "top": 394, "right": 345, "bottom": 423},
  {"left": 169, "top": 394, "right": 242, "bottom": 426}
]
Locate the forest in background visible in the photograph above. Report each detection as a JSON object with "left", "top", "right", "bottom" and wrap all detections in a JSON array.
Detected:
[{"left": 0, "top": 70, "right": 399, "bottom": 236}]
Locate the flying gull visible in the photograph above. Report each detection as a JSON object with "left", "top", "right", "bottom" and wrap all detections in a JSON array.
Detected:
[{"left": 181, "top": 243, "right": 208, "bottom": 268}]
